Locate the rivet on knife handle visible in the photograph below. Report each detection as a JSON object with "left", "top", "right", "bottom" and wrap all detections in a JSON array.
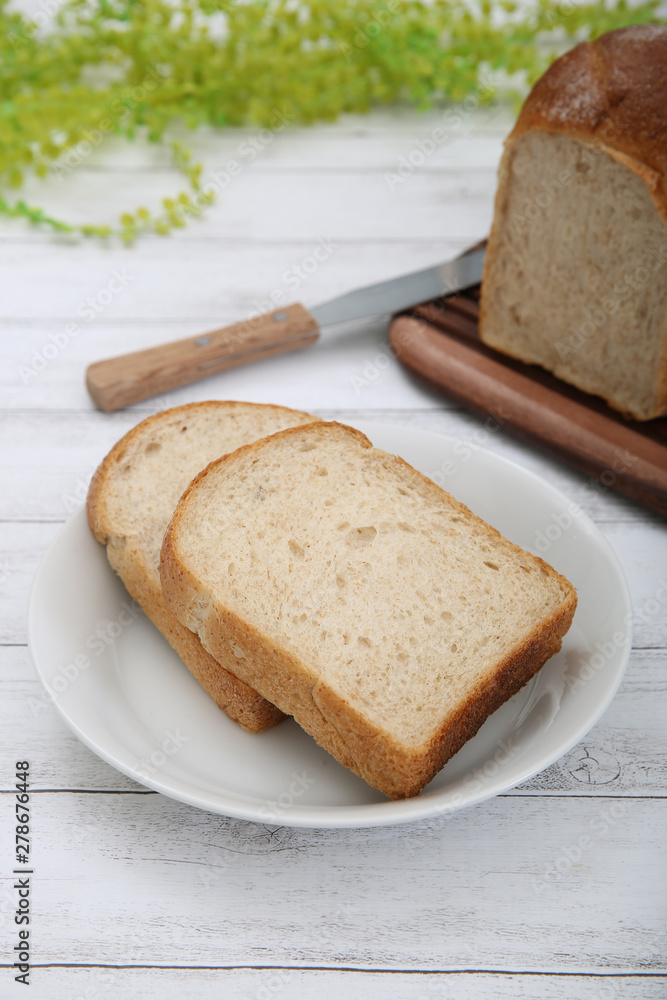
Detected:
[{"left": 85, "top": 303, "right": 320, "bottom": 412}]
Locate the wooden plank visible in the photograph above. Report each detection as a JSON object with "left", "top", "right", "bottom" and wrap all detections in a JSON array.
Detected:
[
  {"left": 1, "top": 96, "right": 664, "bottom": 993},
  {"left": 0, "top": 109, "right": 513, "bottom": 267},
  {"left": 0, "top": 98, "right": 515, "bottom": 174},
  {"left": 12, "top": 967, "right": 667, "bottom": 1000},
  {"left": 3, "top": 322, "right": 462, "bottom": 410},
  {"left": 2, "top": 644, "right": 664, "bottom": 796},
  {"left": 2, "top": 316, "right": 441, "bottom": 412},
  {"left": 3, "top": 168, "right": 495, "bottom": 243},
  {"left": 0, "top": 791, "right": 664, "bottom": 970},
  {"left": 0, "top": 239, "right": 478, "bottom": 321},
  {"left": 515, "top": 649, "right": 667, "bottom": 794},
  {"left": 0, "top": 522, "right": 61, "bottom": 644},
  {"left": 0, "top": 646, "right": 141, "bottom": 792},
  {"left": 1, "top": 408, "right": 651, "bottom": 523}
]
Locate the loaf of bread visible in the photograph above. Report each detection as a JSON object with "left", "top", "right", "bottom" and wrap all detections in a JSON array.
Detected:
[
  {"left": 160, "top": 420, "right": 577, "bottom": 798},
  {"left": 479, "top": 25, "right": 667, "bottom": 421},
  {"left": 87, "top": 401, "right": 316, "bottom": 733}
]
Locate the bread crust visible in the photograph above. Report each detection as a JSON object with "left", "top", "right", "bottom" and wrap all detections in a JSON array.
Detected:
[
  {"left": 479, "top": 26, "right": 667, "bottom": 421},
  {"left": 160, "top": 421, "right": 577, "bottom": 799},
  {"left": 87, "top": 400, "right": 317, "bottom": 733},
  {"left": 105, "top": 536, "right": 286, "bottom": 732},
  {"left": 507, "top": 25, "right": 667, "bottom": 223}
]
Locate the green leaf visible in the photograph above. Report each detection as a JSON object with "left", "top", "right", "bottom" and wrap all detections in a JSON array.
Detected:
[{"left": 0, "top": 0, "right": 662, "bottom": 241}]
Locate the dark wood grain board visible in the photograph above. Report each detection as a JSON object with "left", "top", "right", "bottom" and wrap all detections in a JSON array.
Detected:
[{"left": 388, "top": 267, "right": 667, "bottom": 518}]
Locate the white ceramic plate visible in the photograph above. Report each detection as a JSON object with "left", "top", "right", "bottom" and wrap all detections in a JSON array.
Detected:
[{"left": 28, "top": 423, "right": 631, "bottom": 828}]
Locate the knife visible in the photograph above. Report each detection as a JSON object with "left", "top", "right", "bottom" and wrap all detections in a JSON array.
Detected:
[{"left": 86, "top": 246, "right": 486, "bottom": 411}]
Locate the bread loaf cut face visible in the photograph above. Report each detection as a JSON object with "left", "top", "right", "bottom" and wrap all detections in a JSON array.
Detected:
[
  {"left": 160, "top": 421, "right": 577, "bottom": 798},
  {"left": 87, "top": 401, "right": 317, "bottom": 733},
  {"left": 480, "top": 25, "right": 667, "bottom": 421}
]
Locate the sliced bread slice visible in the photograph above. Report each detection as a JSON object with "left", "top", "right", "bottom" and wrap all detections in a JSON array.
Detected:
[
  {"left": 160, "top": 421, "right": 577, "bottom": 798},
  {"left": 87, "top": 400, "right": 317, "bottom": 733}
]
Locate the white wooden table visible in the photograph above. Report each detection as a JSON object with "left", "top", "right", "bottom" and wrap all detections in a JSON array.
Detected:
[{"left": 1, "top": 105, "right": 666, "bottom": 999}]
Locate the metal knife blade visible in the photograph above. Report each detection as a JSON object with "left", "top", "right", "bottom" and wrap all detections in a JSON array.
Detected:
[
  {"left": 86, "top": 246, "right": 486, "bottom": 411},
  {"left": 312, "top": 246, "right": 485, "bottom": 330}
]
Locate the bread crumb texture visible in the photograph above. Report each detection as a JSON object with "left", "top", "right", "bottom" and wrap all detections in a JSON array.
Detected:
[
  {"left": 89, "top": 401, "right": 316, "bottom": 575},
  {"left": 482, "top": 131, "right": 667, "bottom": 418},
  {"left": 87, "top": 401, "right": 316, "bottom": 732},
  {"left": 480, "top": 25, "right": 667, "bottom": 421},
  {"left": 162, "top": 421, "right": 577, "bottom": 797}
]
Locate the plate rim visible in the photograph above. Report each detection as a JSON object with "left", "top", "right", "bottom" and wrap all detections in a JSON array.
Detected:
[{"left": 27, "top": 421, "right": 633, "bottom": 828}]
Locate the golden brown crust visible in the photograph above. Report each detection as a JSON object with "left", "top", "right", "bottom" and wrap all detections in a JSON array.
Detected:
[
  {"left": 409, "top": 594, "right": 576, "bottom": 797},
  {"left": 106, "top": 537, "right": 285, "bottom": 732},
  {"left": 87, "top": 401, "right": 317, "bottom": 733},
  {"left": 172, "top": 419, "right": 371, "bottom": 511},
  {"left": 160, "top": 420, "right": 578, "bottom": 798},
  {"left": 508, "top": 25, "right": 667, "bottom": 223},
  {"left": 86, "top": 400, "right": 316, "bottom": 542},
  {"left": 657, "top": 333, "right": 667, "bottom": 419},
  {"left": 480, "top": 26, "right": 667, "bottom": 421},
  {"left": 478, "top": 150, "right": 511, "bottom": 343}
]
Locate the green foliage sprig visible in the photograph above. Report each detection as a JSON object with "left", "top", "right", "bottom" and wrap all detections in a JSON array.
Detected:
[{"left": 0, "top": 0, "right": 662, "bottom": 240}]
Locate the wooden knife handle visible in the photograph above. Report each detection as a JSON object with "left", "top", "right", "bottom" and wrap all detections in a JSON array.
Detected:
[{"left": 86, "top": 303, "right": 320, "bottom": 411}]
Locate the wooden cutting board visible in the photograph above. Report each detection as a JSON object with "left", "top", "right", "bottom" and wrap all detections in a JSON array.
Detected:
[{"left": 388, "top": 267, "right": 667, "bottom": 519}]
